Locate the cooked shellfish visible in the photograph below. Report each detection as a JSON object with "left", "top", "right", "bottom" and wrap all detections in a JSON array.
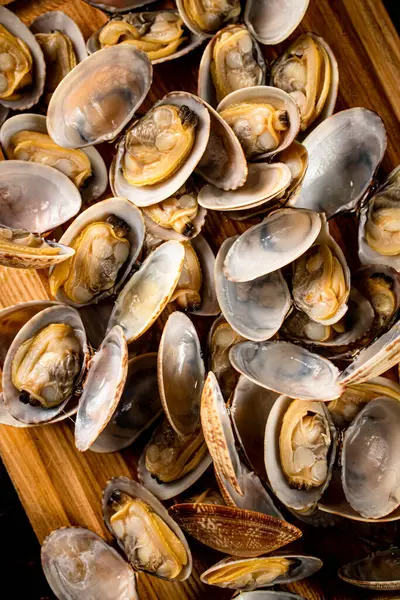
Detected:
[
  {"left": 244, "top": 0, "right": 310, "bottom": 45},
  {"left": 170, "top": 241, "right": 202, "bottom": 311},
  {"left": 0, "top": 225, "right": 74, "bottom": 269},
  {"left": 208, "top": 316, "right": 243, "bottom": 400},
  {"left": 177, "top": 0, "right": 241, "bottom": 37},
  {"left": 338, "top": 548, "right": 400, "bottom": 591}
]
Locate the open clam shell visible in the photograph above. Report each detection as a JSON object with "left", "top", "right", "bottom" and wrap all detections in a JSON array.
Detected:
[
  {"left": 201, "top": 553, "right": 322, "bottom": 591},
  {"left": 47, "top": 45, "right": 152, "bottom": 148},
  {"left": 49, "top": 197, "right": 145, "bottom": 307},
  {"left": 113, "top": 91, "right": 211, "bottom": 206},
  {"left": 223, "top": 208, "right": 321, "bottom": 282},
  {"left": 338, "top": 548, "right": 400, "bottom": 591},
  {"left": 41, "top": 526, "right": 138, "bottom": 600},
  {"left": 0, "top": 113, "right": 107, "bottom": 203},
  {"left": 292, "top": 108, "right": 387, "bottom": 217},
  {"left": 103, "top": 476, "right": 193, "bottom": 581},
  {"left": 217, "top": 86, "right": 301, "bottom": 160},
  {"left": 2, "top": 305, "right": 88, "bottom": 424},
  {"left": 190, "top": 235, "right": 220, "bottom": 316},
  {"left": 83, "top": 0, "right": 158, "bottom": 14},
  {"left": 198, "top": 24, "right": 266, "bottom": 108},
  {"left": 0, "top": 6, "right": 45, "bottom": 110},
  {"left": 234, "top": 593, "right": 306, "bottom": 600},
  {"left": 216, "top": 236, "right": 291, "bottom": 341},
  {"left": 87, "top": 10, "right": 203, "bottom": 63},
  {"left": 176, "top": 0, "right": 241, "bottom": 38},
  {"left": 75, "top": 326, "right": 128, "bottom": 451},
  {"left": 30, "top": 11, "right": 87, "bottom": 62},
  {"left": 264, "top": 396, "right": 337, "bottom": 513},
  {"left": 244, "top": 0, "right": 310, "bottom": 45},
  {"left": 0, "top": 160, "right": 81, "bottom": 233},
  {"left": 169, "top": 502, "right": 302, "bottom": 557},
  {"left": 0, "top": 391, "right": 78, "bottom": 427},
  {"left": 107, "top": 240, "right": 185, "bottom": 344},
  {"left": 208, "top": 316, "right": 244, "bottom": 400}
]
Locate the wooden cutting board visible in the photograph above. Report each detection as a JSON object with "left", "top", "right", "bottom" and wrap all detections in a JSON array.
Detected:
[{"left": 1, "top": 1, "right": 399, "bottom": 599}]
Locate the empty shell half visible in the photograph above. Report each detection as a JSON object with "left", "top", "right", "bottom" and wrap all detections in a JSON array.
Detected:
[
  {"left": 244, "top": 0, "right": 310, "bottom": 45},
  {"left": 338, "top": 548, "right": 400, "bottom": 591}
]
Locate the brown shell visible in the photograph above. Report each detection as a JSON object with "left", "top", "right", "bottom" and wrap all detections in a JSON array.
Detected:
[{"left": 168, "top": 503, "right": 302, "bottom": 557}]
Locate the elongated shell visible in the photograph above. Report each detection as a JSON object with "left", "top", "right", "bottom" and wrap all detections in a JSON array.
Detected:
[
  {"left": 338, "top": 549, "right": 400, "bottom": 591},
  {"left": 169, "top": 503, "right": 302, "bottom": 557},
  {"left": 107, "top": 241, "right": 185, "bottom": 343},
  {"left": 47, "top": 45, "right": 152, "bottom": 148},
  {"left": 292, "top": 108, "right": 387, "bottom": 217},
  {"left": 2, "top": 305, "right": 88, "bottom": 424},
  {"left": 30, "top": 11, "right": 87, "bottom": 62},
  {"left": 103, "top": 476, "right": 193, "bottom": 581},
  {"left": 244, "top": 0, "right": 310, "bottom": 45},
  {"left": 0, "top": 6, "right": 45, "bottom": 110},
  {"left": 0, "top": 160, "right": 81, "bottom": 233},
  {"left": 0, "top": 225, "right": 74, "bottom": 269},
  {"left": 223, "top": 208, "right": 321, "bottom": 282},
  {"left": 0, "top": 113, "right": 107, "bottom": 203}
]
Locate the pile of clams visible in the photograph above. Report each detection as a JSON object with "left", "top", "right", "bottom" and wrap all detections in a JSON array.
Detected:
[{"left": 1, "top": 1, "right": 400, "bottom": 599}]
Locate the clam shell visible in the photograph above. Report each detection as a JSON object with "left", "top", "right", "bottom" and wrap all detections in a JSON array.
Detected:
[
  {"left": 338, "top": 549, "right": 400, "bottom": 591},
  {"left": 49, "top": 197, "right": 145, "bottom": 307},
  {"left": 244, "top": 0, "right": 310, "bottom": 45},
  {"left": 103, "top": 476, "right": 193, "bottom": 581},
  {"left": 83, "top": 0, "right": 158, "bottom": 14},
  {"left": 0, "top": 6, "right": 46, "bottom": 110},
  {"left": 0, "top": 160, "right": 82, "bottom": 233},
  {"left": 0, "top": 106, "right": 9, "bottom": 127},
  {"left": 176, "top": 0, "right": 240, "bottom": 38},
  {"left": 264, "top": 396, "right": 337, "bottom": 513},
  {"left": 29, "top": 11, "right": 87, "bottom": 63},
  {"left": 223, "top": 208, "right": 321, "bottom": 283},
  {"left": 191, "top": 235, "right": 220, "bottom": 316},
  {"left": 0, "top": 391, "right": 78, "bottom": 427},
  {"left": 2, "top": 305, "right": 88, "bottom": 424},
  {"left": 47, "top": 45, "right": 152, "bottom": 148},
  {"left": 234, "top": 593, "right": 306, "bottom": 600},
  {"left": 0, "top": 113, "right": 107, "bottom": 203},
  {"left": 217, "top": 86, "right": 301, "bottom": 159},
  {"left": 75, "top": 326, "right": 128, "bottom": 451},
  {"left": 41, "top": 526, "right": 138, "bottom": 600},
  {"left": 107, "top": 240, "right": 185, "bottom": 344},
  {"left": 216, "top": 236, "right": 291, "bottom": 341},
  {"left": 168, "top": 503, "right": 302, "bottom": 557},
  {"left": 292, "top": 108, "right": 387, "bottom": 217},
  {"left": 306, "top": 33, "right": 339, "bottom": 131},
  {"left": 113, "top": 92, "right": 211, "bottom": 206}
]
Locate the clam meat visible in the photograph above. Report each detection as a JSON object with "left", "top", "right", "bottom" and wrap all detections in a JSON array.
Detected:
[
  {"left": 169, "top": 241, "right": 202, "bottom": 310},
  {"left": 209, "top": 318, "right": 243, "bottom": 400},
  {"left": 178, "top": 0, "right": 241, "bottom": 35},
  {"left": 0, "top": 23, "right": 33, "bottom": 101},
  {"left": 35, "top": 30, "right": 76, "bottom": 105}
]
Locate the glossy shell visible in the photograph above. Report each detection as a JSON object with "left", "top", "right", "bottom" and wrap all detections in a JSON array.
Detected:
[
  {"left": 244, "top": 0, "right": 310, "bottom": 45},
  {"left": 83, "top": 0, "right": 158, "bottom": 14},
  {"left": 30, "top": 11, "right": 87, "bottom": 62},
  {"left": 338, "top": 549, "right": 400, "bottom": 591},
  {"left": 0, "top": 226, "right": 74, "bottom": 270}
]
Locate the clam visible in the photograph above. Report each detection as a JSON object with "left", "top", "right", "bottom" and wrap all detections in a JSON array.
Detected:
[
  {"left": 88, "top": 10, "right": 203, "bottom": 63},
  {"left": 234, "top": 593, "right": 306, "bottom": 600},
  {"left": 201, "top": 553, "right": 322, "bottom": 591},
  {"left": 292, "top": 214, "right": 351, "bottom": 325},
  {"left": 223, "top": 208, "right": 321, "bottom": 283},
  {"left": 0, "top": 160, "right": 81, "bottom": 233},
  {"left": 358, "top": 165, "right": 400, "bottom": 270},
  {"left": 103, "top": 477, "right": 192, "bottom": 581},
  {"left": 0, "top": 113, "right": 107, "bottom": 203},
  {"left": 265, "top": 396, "right": 337, "bottom": 513},
  {"left": 169, "top": 502, "right": 302, "bottom": 557},
  {"left": 271, "top": 33, "right": 338, "bottom": 131},
  {"left": 107, "top": 241, "right": 185, "bottom": 344},
  {"left": 83, "top": 0, "right": 158, "bottom": 14},
  {"left": 244, "top": 0, "right": 310, "bottom": 45},
  {"left": 198, "top": 24, "right": 266, "bottom": 107},
  {"left": 216, "top": 236, "right": 291, "bottom": 341},
  {"left": 338, "top": 548, "right": 400, "bottom": 591},
  {"left": 0, "top": 105, "right": 8, "bottom": 127},
  {"left": 30, "top": 11, "right": 87, "bottom": 106},
  {"left": 49, "top": 198, "right": 144, "bottom": 307},
  {"left": 176, "top": 0, "right": 241, "bottom": 37},
  {"left": 41, "top": 527, "right": 138, "bottom": 600},
  {"left": 217, "top": 86, "right": 301, "bottom": 160},
  {"left": 0, "top": 6, "right": 45, "bottom": 110},
  {"left": 112, "top": 91, "right": 210, "bottom": 206},
  {"left": 47, "top": 45, "right": 152, "bottom": 148},
  {"left": 2, "top": 305, "right": 88, "bottom": 424},
  {"left": 208, "top": 316, "right": 244, "bottom": 400},
  {"left": 292, "top": 108, "right": 387, "bottom": 217}
]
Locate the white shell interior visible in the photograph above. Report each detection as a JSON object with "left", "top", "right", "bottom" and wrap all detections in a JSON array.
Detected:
[{"left": 244, "top": 0, "right": 310, "bottom": 45}]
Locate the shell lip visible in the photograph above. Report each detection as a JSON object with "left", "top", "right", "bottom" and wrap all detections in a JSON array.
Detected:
[
  {"left": 82, "top": 0, "right": 158, "bottom": 14},
  {"left": 244, "top": 0, "right": 310, "bottom": 45},
  {"left": 337, "top": 549, "right": 400, "bottom": 590}
]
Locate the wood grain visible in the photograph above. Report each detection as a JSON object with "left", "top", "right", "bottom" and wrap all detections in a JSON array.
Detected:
[{"left": 0, "top": 0, "right": 399, "bottom": 599}]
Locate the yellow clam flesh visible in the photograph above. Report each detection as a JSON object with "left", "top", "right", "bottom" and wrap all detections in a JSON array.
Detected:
[
  {"left": 142, "top": 181, "right": 199, "bottom": 237},
  {"left": 279, "top": 400, "right": 332, "bottom": 490},
  {"left": 123, "top": 104, "right": 198, "bottom": 187},
  {"left": 271, "top": 34, "right": 331, "bottom": 131},
  {"left": 9, "top": 130, "right": 92, "bottom": 189},
  {"left": 0, "top": 227, "right": 60, "bottom": 257},
  {"left": 292, "top": 244, "right": 347, "bottom": 323},
  {"left": 99, "top": 12, "right": 186, "bottom": 61},
  {"left": 108, "top": 490, "right": 188, "bottom": 579},
  {"left": 35, "top": 30, "right": 76, "bottom": 104},
  {"left": 356, "top": 273, "right": 397, "bottom": 331},
  {"left": 11, "top": 323, "right": 82, "bottom": 408},
  {"left": 169, "top": 241, "right": 202, "bottom": 310},
  {"left": 210, "top": 321, "right": 243, "bottom": 400},
  {"left": 182, "top": 0, "right": 241, "bottom": 34},
  {"left": 0, "top": 24, "right": 33, "bottom": 100},
  {"left": 219, "top": 102, "right": 289, "bottom": 157},
  {"left": 204, "top": 557, "right": 292, "bottom": 588},
  {"left": 145, "top": 420, "right": 208, "bottom": 483},
  {"left": 211, "top": 25, "right": 264, "bottom": 103},
  {"left": 365, "top": 172, "right": 400, "bottom": 256},
  {"left": 49, "top": 215, "right": 130, "bottom": 305}
]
